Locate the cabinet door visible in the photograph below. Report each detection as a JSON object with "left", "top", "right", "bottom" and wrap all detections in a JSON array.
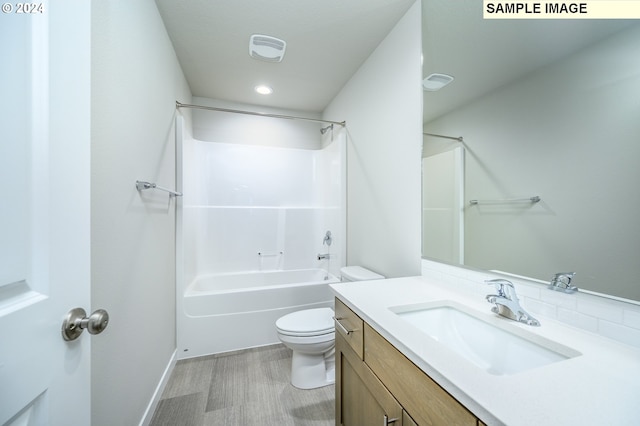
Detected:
[
  {"left": 336, "top": 332, "right": 403, "bottom": 426},
  {"left": 364, "top": 323, "right": 477, "bottom": 426},
  {"left": 403, "top": 410, "right": 418, "bottom": 426}
]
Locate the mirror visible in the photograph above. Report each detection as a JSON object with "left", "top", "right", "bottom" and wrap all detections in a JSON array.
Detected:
[{"left": 421, "top": 0, "right": 640, "bottom": 301}]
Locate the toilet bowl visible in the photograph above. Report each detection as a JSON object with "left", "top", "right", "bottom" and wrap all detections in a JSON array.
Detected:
[
  {"left": 275, "top": 266, "right": 384, "bottom": 389},
  {"left": 276, "top": 307, "right": 336, "bottom": 389}
]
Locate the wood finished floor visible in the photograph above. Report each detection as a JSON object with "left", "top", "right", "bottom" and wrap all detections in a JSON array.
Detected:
[{"left": 150, "top": 344, "right": 335, "bottom": 426}]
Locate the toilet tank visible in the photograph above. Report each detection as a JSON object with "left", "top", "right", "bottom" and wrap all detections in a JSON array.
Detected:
[{"left": 340, "top": 266, "right": 385, "bottom": 282}]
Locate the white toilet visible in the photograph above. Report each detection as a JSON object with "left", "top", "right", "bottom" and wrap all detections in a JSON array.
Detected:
[{"left": 275, "top": 266, "right": 384, "bottom": 389}]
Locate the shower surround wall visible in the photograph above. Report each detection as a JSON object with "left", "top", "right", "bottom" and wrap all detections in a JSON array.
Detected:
[
  {"left": 178, "top": 112, "right": 345, "bottom": 358},
  {"left": 183, "top": 139, "right": 344, "bottom": 282}
]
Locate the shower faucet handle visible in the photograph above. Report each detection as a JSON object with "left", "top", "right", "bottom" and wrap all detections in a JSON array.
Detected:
[{"left": 323, "top": 230, "right": 332, "bottom": 246}]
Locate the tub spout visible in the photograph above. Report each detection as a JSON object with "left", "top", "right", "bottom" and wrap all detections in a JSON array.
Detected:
[{"left": 317, "top": 253, "right": 331, "bottom": 260}]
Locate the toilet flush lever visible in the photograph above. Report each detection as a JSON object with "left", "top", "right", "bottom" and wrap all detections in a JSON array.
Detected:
[{"left": 62, "top": 307, "right": 110, "bottom": 341}]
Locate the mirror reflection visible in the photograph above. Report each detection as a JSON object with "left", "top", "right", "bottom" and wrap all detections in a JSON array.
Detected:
[{"left": 421, "top": 1, "right": 640, "bottom": 301}]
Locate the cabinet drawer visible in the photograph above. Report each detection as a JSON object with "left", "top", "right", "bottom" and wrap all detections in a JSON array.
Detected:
[
  {"left": 334, "top": 298, "right": 364, "bottom": 359},
  {"left": 364, "top": 323, "right": 477, "bottom": 426}
]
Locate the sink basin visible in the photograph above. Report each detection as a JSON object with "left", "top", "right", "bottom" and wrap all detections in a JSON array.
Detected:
[{"left": 390, "top": 301, "right": 580, "bottom": 375}]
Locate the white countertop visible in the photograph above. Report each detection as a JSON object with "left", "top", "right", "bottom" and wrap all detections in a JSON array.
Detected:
[{"left": 330, "top": 276, "right": 640, "bottom": 426}]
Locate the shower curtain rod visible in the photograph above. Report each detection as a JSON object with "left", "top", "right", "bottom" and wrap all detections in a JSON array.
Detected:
[
  {"left": 423, "top": 132, "right": 464, "bottom": 142},
  {"left": 176, "top": 101, "right": 346, "bottom": 127}
]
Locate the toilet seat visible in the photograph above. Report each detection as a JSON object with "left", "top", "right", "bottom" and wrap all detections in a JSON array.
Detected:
[{"left": 275, "top": 307, "right": 334, "bottom": 337}]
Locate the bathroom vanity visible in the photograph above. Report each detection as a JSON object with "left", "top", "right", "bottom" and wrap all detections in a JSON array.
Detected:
[
  {"left": 331, "top": 277, "right": 640, "bottom": 426},
  {"left": 335, "top": 298, "right": 482, "bottom": 425}
]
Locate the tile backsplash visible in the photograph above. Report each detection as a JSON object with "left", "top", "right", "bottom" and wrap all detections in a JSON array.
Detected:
[{"left": 421, "top": 259, "right": 640, "bottom": 348}]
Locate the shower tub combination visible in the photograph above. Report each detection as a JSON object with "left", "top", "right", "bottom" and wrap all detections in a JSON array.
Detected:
[
  {"left": 177, "top": 129, "right": 346, "bottom": 359},
  {"left": 178, "top": 269, "right": 340, "bottom": 358}
]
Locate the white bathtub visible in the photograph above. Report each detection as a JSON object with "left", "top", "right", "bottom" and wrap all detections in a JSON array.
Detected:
[
  {"left": 179, "top": 269, "right": 339, "bottom": 358},
  {"left": 185, "top": 269, "right": 338, "bottom": 316}
]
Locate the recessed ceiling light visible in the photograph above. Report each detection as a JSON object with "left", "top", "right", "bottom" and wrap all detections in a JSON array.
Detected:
[
  {"left": 423, "top": 73, "right": 454, "bottom": 91},
  {"left": 255, "top": 85, "right": 273, "bottom": 95}
]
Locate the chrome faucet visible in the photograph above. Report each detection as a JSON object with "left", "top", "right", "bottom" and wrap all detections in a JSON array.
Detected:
[
  {"left": 485, "top": 279, "right": 540, "bottom": 326},
  {"left": 319, "top": 231, "right": 332, "bottom": 260},
  {"left": 548, "top": 272, "right": 577, "bottom": 293}
]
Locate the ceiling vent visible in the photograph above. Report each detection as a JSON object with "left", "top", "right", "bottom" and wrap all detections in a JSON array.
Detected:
[
  {"left": 423, "top": 73, "right": 454, "bottom": 91},
  {"left": 249, "top": 34, "right": 287, "bottom": 63}
]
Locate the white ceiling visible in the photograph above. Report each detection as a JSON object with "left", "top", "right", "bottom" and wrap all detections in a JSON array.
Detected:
[
  {"left": 155, "top": 0, "right": 415, "bottom": 113},
  {"left": 155, "top": 0, "right": 636, "bottom": 121}
]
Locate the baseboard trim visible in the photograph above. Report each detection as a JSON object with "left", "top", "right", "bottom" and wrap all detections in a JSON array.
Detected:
[{"left": 138, "top": 349, "right": 177, "bottom": 426}]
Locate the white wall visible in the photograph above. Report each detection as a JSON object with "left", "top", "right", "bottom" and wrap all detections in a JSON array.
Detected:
[
  {"left": 192, "top": 97, "right": 324, "bottom": 149},
  {"left": 90, "top": 1, "right": 191, "bottom": 424},
  {"left": 424, "top": 25, "right": 640, "bottom": 300},
  {"left": 323, "top": 1, "right": 423, "bottom": 278}
]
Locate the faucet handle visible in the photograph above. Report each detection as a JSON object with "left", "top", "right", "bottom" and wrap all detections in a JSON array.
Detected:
[
  {"left": 552, "top": 272, "right": 576, "bottom": 283},
  {"left": 549, "top": 272, "right": 578, "bottom": 293},
  {"left": 323, "top": 230, "right": 332, "bottom": 246},
  {"left": 485, "top": 279, "right": 514, "bottom": 297}
]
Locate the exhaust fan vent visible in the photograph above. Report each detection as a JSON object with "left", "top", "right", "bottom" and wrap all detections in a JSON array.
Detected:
[
  {"left": 249, "top": 34, "right": 287, "bottom": 62},
  {"left": 423, "top": 73, "right": 454, "bottom": 91}
]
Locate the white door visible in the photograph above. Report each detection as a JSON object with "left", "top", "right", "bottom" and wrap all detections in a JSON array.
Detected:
[{"left": 0, "top": 1, "right": 92, "bottom": 424}]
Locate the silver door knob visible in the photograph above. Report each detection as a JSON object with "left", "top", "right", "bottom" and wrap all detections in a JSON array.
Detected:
[{"left": 62, "top": 307, "right": 109, "bottom": 341}]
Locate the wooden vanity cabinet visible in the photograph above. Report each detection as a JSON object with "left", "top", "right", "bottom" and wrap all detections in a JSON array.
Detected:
[
  {"left": 336, "top": 332, "right": 408, "bottom": 425},
  {"left": 364, "top": 323, "right": 477, "bottom": 426},
  {"left": 335, "top": 298, "right": 412, "bottom": 425},
  {"left": 335, "top": 298, "right": 482, "bottom": 426}
]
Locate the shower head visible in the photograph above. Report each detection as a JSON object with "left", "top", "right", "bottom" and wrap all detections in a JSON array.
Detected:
[{"left": 320, "top": 124, "right": 333, "bottom": 135}]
